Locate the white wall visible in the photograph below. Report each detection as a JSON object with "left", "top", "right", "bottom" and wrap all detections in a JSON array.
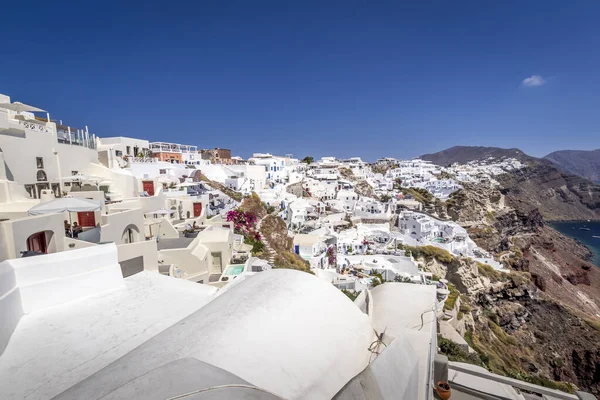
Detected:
[
  {"left": 0, "top": 244, "right": 123, "bottom": 352},
  {"left": 0, "top": 109, "right": 99, "bottom": 191},
  {"left": 100, "top": 208, "right": 145, "bottom": 244},
  {"left": 0, "top": 257, "right": 22, "bottom": 353},
  {"left": 117, "top": 240, "right": 158, "bottom": 272},
  {"left": 0, "top": 213, "right": 65, "bottom": 262},
  {"left": 85, "top": 163, "right": 140, "bottom": 199},
  {"left": 158, "top": 243, "right": 210, "bottom": 282}
]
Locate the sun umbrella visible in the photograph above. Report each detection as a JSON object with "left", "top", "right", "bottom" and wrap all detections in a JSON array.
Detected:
[
  {"left": 28, "top": 197, "right": 103, "bottom": 236},
  {"left": 0, "top": 101, "right": 46, "bottom": 113},
  {"left": 145, "top": 208, "right": 174, "bottom": 216}
]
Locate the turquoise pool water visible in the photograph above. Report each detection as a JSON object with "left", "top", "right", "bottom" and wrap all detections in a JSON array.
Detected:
[{"left": 223, "top": 265, "right": 245, "bottom": 276}]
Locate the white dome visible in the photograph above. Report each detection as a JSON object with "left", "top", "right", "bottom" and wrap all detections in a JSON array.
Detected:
[{"left": 56, "top": 269, "right": 376, "bottom": 400}]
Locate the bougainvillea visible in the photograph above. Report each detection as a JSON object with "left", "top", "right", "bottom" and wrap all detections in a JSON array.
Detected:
[
  {"left": 226, "top": 209, "right": 258, "bottom": 235},
  {"left": 326, "top": 245, "right": 337, "bottom": 267}
]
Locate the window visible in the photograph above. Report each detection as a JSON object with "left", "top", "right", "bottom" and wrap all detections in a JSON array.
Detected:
[
  {"left": 24, "top": 184, "right": 36, "bottom": 199},
  {"left": 115, "top": 150, "right": 123, "bottom": 157},
  {"left": 36, "top": 170, "right": 47, "bottom": 181},
  {"left": 159, "top": 169, "right": 166, "bottom": 174},
  {"left": 36, "top": 157, "right": 44, "bottom": 169},
  {"left": 126, "top": 146, "right": 131, "bottom": 155}
]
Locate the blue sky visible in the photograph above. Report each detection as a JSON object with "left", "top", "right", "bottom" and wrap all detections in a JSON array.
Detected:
[{"left": 1, "top": 1, "right": 599, "bottom": 160}]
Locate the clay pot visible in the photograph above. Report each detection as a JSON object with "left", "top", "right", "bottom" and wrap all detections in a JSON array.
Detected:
[{"left": 436, "top": 381, "right": 451, "bottom": 400}]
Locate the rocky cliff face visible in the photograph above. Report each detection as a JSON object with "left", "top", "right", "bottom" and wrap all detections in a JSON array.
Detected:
[
  {"left": 544, "top": 149, "right": 600, "bottom": 183},
  {"left": 420, "top": 146, "right": 532, "bottom": 166},
  {"left": 436, "top": 169, "right": 600, "bottom": 394},
  {"left": 496, "top": 161, "right": 600, "bottom": 221}
]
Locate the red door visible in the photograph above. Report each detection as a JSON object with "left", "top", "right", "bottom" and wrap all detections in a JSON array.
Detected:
[
  {"left": 142, "top": 181, "right": 155, "bottom": 196},
  {"left": 78, "top": 212, "right": 96, "bottom": 227},
  {"left": 27, "top": 232, "right": 47, "bottom": 253},
  {"left": 193, "top": 202, "right": 202, "bottom": 217}
]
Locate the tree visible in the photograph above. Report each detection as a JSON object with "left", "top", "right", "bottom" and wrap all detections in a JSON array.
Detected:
[
  {"left": 370, "top": 272, "right": 385, "bottom": 288},
  {"left": 301, "top": 156, "right": 314, "bottom": 164},
  {"left": 380, "top": 194, "right": 391, "bottom": 203}
]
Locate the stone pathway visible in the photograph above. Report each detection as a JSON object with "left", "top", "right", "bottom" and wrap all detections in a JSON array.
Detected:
[{"left": 257, "top": 213, "right": 277, "bottom": 265}]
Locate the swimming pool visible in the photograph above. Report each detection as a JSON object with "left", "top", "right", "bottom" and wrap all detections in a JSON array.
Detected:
[{"left": 222, "top": 264, "right": 245, "bottom": 276}]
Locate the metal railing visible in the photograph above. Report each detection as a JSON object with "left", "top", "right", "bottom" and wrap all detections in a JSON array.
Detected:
[{"left": 448, "top": 362, "right": 584, "bottom": 400}]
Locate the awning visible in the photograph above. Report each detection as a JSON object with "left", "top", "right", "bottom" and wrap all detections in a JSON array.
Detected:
[
  {"left": 28, "top": 197, "right": 102, "bottom": 215},
  {"left": 0, "top": 101, "right": 46, "bottom": 113}
]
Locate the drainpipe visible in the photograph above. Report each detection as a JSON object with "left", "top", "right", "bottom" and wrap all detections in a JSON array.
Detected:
[{"left": 54, "top": 148, "right": 62, "bottom": 197}]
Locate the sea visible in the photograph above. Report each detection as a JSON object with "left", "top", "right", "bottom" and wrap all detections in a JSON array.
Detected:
[{"left": 550, "top": 221, "right": 600, "bottom": 267}]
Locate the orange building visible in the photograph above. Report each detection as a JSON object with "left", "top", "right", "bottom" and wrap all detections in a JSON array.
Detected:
[{"left": 153, "top": 151, "right": 183, "bottom": 163}]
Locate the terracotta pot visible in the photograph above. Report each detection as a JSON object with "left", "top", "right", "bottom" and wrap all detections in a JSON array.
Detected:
[{"left": 436, "top": 381, "right": 451, "bottom": 400}]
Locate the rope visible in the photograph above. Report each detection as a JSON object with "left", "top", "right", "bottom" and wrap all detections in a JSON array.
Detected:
[{"left": 368, "top": 328, "right": 387, "bottom": 363}]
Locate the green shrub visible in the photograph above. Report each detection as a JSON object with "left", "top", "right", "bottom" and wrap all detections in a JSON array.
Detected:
[
  {"left": 459, "top": 302, "right": 472, "bottom": 313},
  {"left": 406, "top": 245, "right": 453, "bottom": 264},
  {"left": 477, "top": 262, "right": 501, "bottom": 281},
  {"left": 444, "top": 283, "right": 459, "bottom": 311},
  {"left": 438, "top": 335, "right": 485, "bottom": 367},
  {"left": 341, "top": 289, "right": 360, "bottom": 301},
  {"left": 488, "top": 321, "right": 518, "bottom": 346}
]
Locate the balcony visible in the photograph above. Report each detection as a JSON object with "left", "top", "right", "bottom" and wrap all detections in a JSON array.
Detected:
[{"left": 56, "top": 128, "right": 96, "bottom": 149}]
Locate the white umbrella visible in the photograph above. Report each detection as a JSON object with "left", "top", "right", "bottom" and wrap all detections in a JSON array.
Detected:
[
  {"left": 28, "top": 197, "right": 103, "bottom": 237},
  {"left": 176, "top": 181, "right": 200, "bottom": 187},
  {"left": 65, "top": 173, "right": 100, "bottom": 182},
  {"left": 0, "top": 101, "right": 46, "bottom": 113},
  {"left": 145, "top": 208, "right": 174, "bottom": 216}
]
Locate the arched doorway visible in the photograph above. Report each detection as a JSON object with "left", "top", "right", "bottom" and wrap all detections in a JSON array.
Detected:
[
  {"left": 121, "top": 224, "right": 140, "bottom": 244},
  {"left": 26, "top": 231, "right": 53, "bottom": 254}
]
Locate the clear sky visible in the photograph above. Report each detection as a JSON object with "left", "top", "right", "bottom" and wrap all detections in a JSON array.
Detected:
[{"left": 1, "top": 1, "right": 599, "bottom": 160}]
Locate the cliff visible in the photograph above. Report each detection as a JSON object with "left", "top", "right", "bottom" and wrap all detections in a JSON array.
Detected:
[
  {"left": 420, "top": 146, "right": 533, "bottom": 166},
  {"left": 496, "top": 160, "right": 600, "bottom": 221},
  {"left": 544, "top": 149, "right": 600, "bottom": 183}
]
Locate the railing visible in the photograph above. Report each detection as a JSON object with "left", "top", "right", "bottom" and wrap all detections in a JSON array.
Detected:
[
  {"left": 448, "top": 362, "right": 583, "bottom": 400},
  {"left": 16, "top": 119, "right": 53, "bottom": 133},
  {"left": 126, "top": 157, "right": 158, "bottom": 164},
  {"left": 56, "top": 129, "right": 96, "bottom": 149}
]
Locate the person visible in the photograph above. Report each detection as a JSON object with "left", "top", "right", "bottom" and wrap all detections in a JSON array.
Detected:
[
  {"left": 64, "top": 220, "right": 71, "bottom": 231},
  {"left": 192, "top": 221, "right": 200, "bottom": 230},
  {"left": 72, "top": 222, "right": 83, "bottom": 238}
]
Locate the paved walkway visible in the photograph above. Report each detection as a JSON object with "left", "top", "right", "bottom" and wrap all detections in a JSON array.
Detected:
[{"left": 257, "top": 213, "right": 277, "bottom": 265}]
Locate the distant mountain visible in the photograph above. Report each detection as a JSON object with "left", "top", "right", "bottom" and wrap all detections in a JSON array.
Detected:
[
  {"left": 543, "top": 149, "right": 600, "bottom": 183},
  {"left": 420, "top": 146, "right": 532, "bottom": 166},
  {"left": 420, "top": 146, "right": 600, "bottom": 221}
]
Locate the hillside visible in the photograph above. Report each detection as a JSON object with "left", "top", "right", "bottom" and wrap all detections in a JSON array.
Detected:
[
  {"left": 438, "top": 182, "right": 600, "bottom": 395},
  {"left": 544, "top": 149, "right": 600, "bottom": 183},
  {"left": 496, "top": 160, "right": 600, "bottom": 221},
  {"left": 421, "top": 146, "right": 600, "bottom": 221},
  {"left": 420, "top": 146, "right": 532, "bottom": 166}
]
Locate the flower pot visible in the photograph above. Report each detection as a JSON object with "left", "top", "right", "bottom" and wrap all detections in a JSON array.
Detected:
[{"left": 436, "top": 381, "right": 451, "bottom": 400}]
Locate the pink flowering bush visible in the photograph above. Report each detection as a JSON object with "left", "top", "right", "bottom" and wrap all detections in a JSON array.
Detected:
[
  {"left": 326, "top": 245, "right": 337, "bottom": 266},
  {"left": 227, "top": 208, "right": 263, "bottom": 255},
  {"left": 226, "top": 209, "right": 258, "bottom": 236}
]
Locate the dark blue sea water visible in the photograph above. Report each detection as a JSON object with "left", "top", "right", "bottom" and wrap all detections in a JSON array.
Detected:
[{"left": 550, "top": 221, "right": 600, "bottom": 267}]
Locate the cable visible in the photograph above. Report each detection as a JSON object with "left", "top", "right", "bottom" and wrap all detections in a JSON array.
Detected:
[{"left": 367, "top": 328, "right": 388, "bottom": 363}]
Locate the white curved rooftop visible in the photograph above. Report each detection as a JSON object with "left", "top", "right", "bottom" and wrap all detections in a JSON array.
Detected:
[
  {"left": 0, "top": 270, "right": 217, "bottom": 400},
  {"left": 54, "top": 269, "right": 376, "bottom": 400}
]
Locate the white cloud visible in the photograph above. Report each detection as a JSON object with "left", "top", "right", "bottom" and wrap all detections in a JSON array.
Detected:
[{"left": 522, "top": 75, "right": 546, "bottom": 87}]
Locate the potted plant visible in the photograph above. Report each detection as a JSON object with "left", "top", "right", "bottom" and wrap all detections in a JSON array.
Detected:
[{"left": 436, "top": 381, "right": 451, "bottom": 400}]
